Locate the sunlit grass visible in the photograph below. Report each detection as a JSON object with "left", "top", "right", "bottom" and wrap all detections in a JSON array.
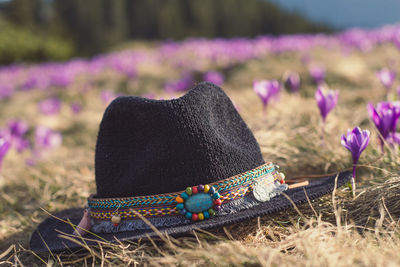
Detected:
[{"left": 0, "top": 43, "right": 400, "bottom": 266}]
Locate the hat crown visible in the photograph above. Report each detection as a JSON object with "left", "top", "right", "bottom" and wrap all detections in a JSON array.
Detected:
[{"left": 95, "top": 82, "right": 264, "bottom": 198}]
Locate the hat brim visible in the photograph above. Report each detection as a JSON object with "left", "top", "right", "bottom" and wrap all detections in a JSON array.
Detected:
[{"left": 30, "top": 171, "right": 351, "bottom": 253}]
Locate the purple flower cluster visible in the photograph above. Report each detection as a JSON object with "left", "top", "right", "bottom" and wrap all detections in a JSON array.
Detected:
[
  {"left": 203, "top": 71, "right": 224, "bottom": 85},
  {"left": 0, "top": 24, "right": 399, "bottom": 101},
  {"left": 368, "top": 101, "right": 400, "bottom": 149},
  {"left": 0, "top": 120, "right": 62, "bottom": 173},
  {"left": 165, "top": 73, "right": 194, "bottom": 93},
  {"left": 0, "top": 85, "right": 15, "bottom": 100}
]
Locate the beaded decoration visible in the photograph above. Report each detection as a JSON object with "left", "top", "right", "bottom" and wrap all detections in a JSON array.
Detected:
[
  {"left": 175, "top": 185, "right": 221, "bottom": 221},
  {"left": 87, "top": 162, "right": 285, "bottom": 226}
]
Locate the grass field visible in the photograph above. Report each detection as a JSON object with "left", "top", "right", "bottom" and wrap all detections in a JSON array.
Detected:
[{"left": 0, "top": 35, "right": 400, "bottom": 266}]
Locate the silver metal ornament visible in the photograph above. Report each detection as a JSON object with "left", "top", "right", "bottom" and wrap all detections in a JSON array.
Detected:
[{"left": 253, "top": 174, "right": 275, "bottom": 202}]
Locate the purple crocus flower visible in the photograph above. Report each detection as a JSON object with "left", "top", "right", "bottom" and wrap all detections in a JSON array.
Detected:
[
  {"left": 39, "top": 97, "right": 62, "bottom": 116},
  {"left": 253, "top": 80, "right": 281, "bottom": 112},
  {"left": 100, "top": 90, "right": 119, "bottom": 104},
  {"left": 35, "top": 126, "right": 62, "bottom": 150},
  {"left": 25, "top": 126, "right": 62, "bottom": 166},
  {"left": 70, "top": 102, "right": 82, "bottom": 114},
  {"left": 7, "top": 120, "right": 30, "bottom": 152},
  {"left": 377, "top": 68, "right": 396, "bottom": 89},
  {"left": 0, "top": 85, "right": 15, "bottom": 100},
  {"left": 315, "top": 86, "right": 339, "bottom": 123},
  {"left": 394, "top": 34, "right": 400, "bottom": 50},
  {"left": 367, "top": 101, "right": 400, "bottom": 150},
  {"left": 21, "top": 72, "right": 50, "bottom": 91},
  {"left": 284, "top": 72, "right": 301, "bottom": 92},
  {"left": 164, "top": 73, "right": 194, "bottom": 93},
  {"left": 341, "top": 127, "right": 370, "bottom": 197},
  {"left": 7, "top": 120, "right": 28, "bottom": 138},
  {"left": 142, "top": 93, "right": 156, "bottom": 99},
  {"left": 50, "top": 67, "right": 74, "bottom": 88},
  {"left": 111, "top": 60, "right": 137, "bottom": 79},
  {"left": 14, "top": 138, "right": 30, "bottom": 153},
  {"left": 341, "top": 127, "right": 370, "bottom": 165},
  {"left": 0, "top": 133, "right": 11, "bottom": 173},
  {"left": 203, "top": 71, "right": 224, "bottom": 85},
  {"left": 309, "top": 65, "right": 326, "bottom": 84}
]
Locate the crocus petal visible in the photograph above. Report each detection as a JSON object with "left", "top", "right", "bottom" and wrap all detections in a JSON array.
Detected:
[
  {"left": 204, "top": 71, "right": 224, "bottom": 85},
  {"left": 367, "top": 103, "right": 380, "bottom": 125},
  {"left": 341, "top": 135, "right": 352, "bottom": 151},
  {"left": 390, "top": 132, "right": 400, "bottom": 144},
  {"left": 0, "top": 133, "right": 11, "bottom": 172},
  {"left": 7, "top": 120, "right": 28, "bottom": 138},
  {"left": 35, "top": 126, "right": 62, "bottom": 150},
  {"left": 39, "top": 97, "right": 62, "bottom": 116}
]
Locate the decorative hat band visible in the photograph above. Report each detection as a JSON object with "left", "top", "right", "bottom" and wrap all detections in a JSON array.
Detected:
[{"left": 75, "top": 163, "right": 288, "bottom": 235}]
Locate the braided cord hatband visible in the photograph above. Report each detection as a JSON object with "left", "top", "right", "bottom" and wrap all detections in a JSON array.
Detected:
[{"left": 88, "top": 163, "right": 281, "bottom": 221}]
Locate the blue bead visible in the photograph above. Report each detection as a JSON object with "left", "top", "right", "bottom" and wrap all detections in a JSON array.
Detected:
[
  {"left": 203, "top": 211, "right": 210, "bottom": 219},
  {"left": 185, "top": 212, "right": 192, "bottom": 219},
  {"left": 179, "top": 208, "right": 187, "bottom": 215},
  {"left": 212, "top": 192, "right": 220, "bottom": 199},
  {"left": 176, "top": 203, "right": 184, "bottom": 210},
  {"left": 184, "top": 193, "right": 213, "bottom": 213},
  {"left": 181, "top": 192, "right": 189, "bottom": 199},
  {"left": 209, "top": 186, "right": 215, "bottom": 194}
]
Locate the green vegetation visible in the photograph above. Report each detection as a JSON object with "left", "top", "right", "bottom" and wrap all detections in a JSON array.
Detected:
[
  {"left": 0, "top": 19, "right": 74, "bottom": 64},
  {"left": 1, "top": 0, "right": 331, "bottom": 59}
]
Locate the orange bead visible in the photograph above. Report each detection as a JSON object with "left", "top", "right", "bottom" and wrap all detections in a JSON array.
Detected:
[{"left": 176, "top": 196, "right": 184, "bottom": 203}]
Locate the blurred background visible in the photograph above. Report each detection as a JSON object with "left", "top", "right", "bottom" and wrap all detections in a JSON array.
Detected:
[{"left": 2, "top": 0, "right": 399, "bottom": 65}]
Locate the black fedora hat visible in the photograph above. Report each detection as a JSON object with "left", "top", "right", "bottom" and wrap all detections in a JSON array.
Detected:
[{"left": 30, "top": 82, "right": 351, "bottom": 253}]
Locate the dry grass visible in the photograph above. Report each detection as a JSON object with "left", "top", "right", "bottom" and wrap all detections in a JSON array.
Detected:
[{"left": 0, "top": 43, "right": 400, "bottom": 266}]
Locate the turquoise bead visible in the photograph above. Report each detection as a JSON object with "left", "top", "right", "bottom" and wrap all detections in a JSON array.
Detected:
[
  {"left": 184, "top": 193, "right": 213, "bottom": 213},
  {"left": 212, "top": 192, "right": 220, "bottom": 199},
  {"left": 176, "top": 203, "right": 184, "bottom": 210},
  {"left": 203, "top": 211, "right": 210, "bottom": 219},
  {"left": 185, "top": 212, "right": 192, "bottom": 219},
  {"left": 181, "top": 192, "right": 189, "bottom": 199}
]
